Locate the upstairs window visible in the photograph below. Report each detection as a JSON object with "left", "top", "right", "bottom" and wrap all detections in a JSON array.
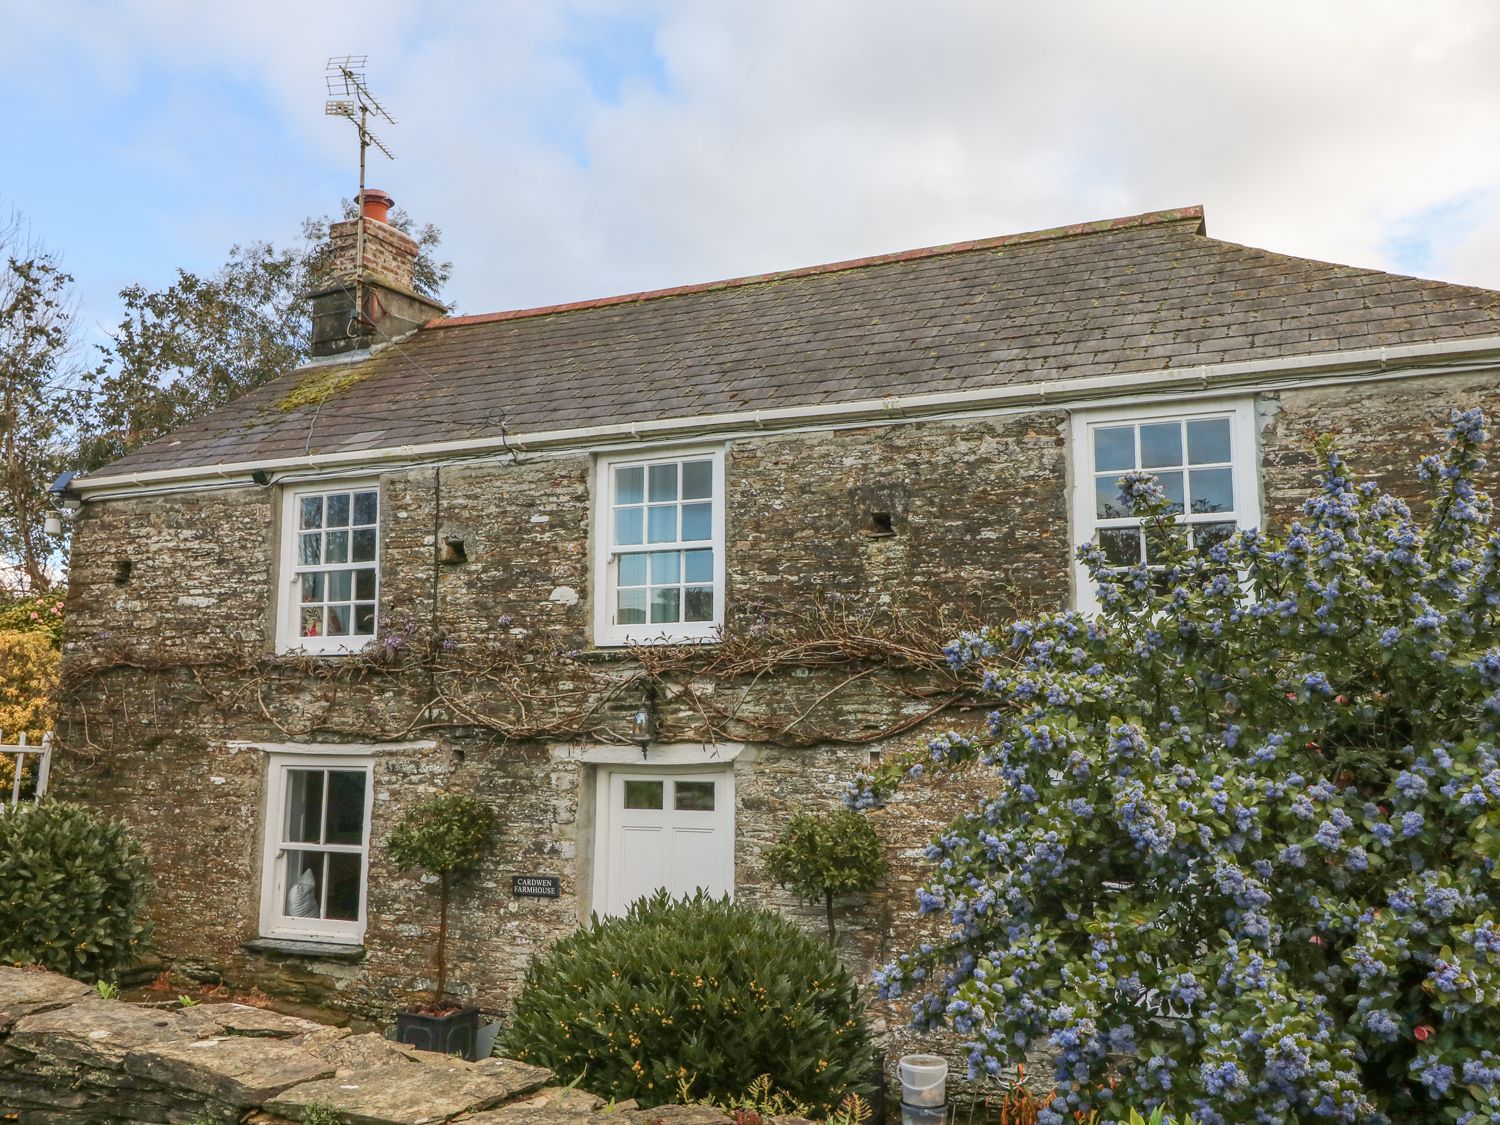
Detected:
[
  {"left": 1070, "top": 401, "right": 1259, "bottom": 612},
  {"left": 279, "top": 483, "right": 380, "bottom": 654},
  {"left": 594, "top": 449, "right": 725, "bottom": 646}
]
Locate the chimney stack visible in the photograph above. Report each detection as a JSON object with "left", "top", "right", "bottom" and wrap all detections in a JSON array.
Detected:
[{"left": 307, "top": 190, "right": 445, "bottom": 358}]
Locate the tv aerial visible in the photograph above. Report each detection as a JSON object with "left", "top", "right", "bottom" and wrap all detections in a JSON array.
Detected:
[{"left": 325, "top": 56, "right": 397, "bottom": 329}]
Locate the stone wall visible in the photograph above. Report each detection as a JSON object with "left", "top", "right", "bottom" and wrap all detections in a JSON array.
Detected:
[
  {"left": 52, "top": 374, "right": 1500, "bottom": 1099},
  {"left": 0, "top": 966, "right": 732, "bottom": 1125}
]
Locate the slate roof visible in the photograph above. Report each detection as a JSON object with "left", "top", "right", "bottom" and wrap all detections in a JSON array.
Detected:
[{"left": 92, "top": 205, "right": 1500, "bottom": 479}]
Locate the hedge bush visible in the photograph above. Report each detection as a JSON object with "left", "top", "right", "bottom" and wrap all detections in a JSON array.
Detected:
[
  {"left": 851, "top": 409, "right": 1500, "bottom": 1123},
  {"left": 0, "top": 800, "right": 150, "bottom": 981},
  {"left": 504, "top": 891, "right": 871, "bottom": 1109}
]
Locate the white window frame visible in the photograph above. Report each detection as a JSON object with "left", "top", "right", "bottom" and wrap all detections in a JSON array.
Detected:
[
  {"left": 590, "top": 762, "right": 736, "bottom": 918},
  {"left": 258, "top": 752, "right": 375, "bottom": 943},
  {"left": 1069, "top": 399, "right": 1260, "bottom": 613},
  {"left": 592, "top": 447, "right": 726, "bottom": 647},
  {"left": 276, "top": 480, "right": 381, "bottom": 656}
]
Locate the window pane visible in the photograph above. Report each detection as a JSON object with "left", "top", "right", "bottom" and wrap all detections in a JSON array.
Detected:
[
  {"left": 1158, "top": 471, "right": 1185, "bottom": 515},
  {"left": 354, "top": 570, "right": 376, "bottom": 600},
  {"left": 684, "top": 586, "right": 714, "bottom": 622},
  {"left": 326, "top": 771, "right": 366, "bottom": 845},
  {"left": 617, "top": 588, "right": 647, "bottom": 625},
  {"left": 619, "top": 553, "right": 647, "bottom": 587},
  {"left": 647, "top": 505, "right": 677, "bottom": 543},
  {"left": 1187, "top": 418, "right": 1232, "bottom": 465},
  {"left": 1140, "top": 422, "right": 1183, "bottom": 468},
  {"left": 299, "top": 533, "right": 322, "bottom": 567},
  {"left": 327, "top": 571, "right": 352, "bottom": 602},
  {"left": 353, "top": 491, "right": 378, "bottom": 526},
  {"left": 650, "top": 587, "right": 681, "bottom": 624},
  {"left": 675, "top": 781, "right": 715, "bottom": 811},
  {"left": 326, "top": 605, "right": 350, "bottom": 636},
  {"left": 1195, "top": 521, "right": 1237, "bottom": 553},
  {"left": 614, "top": 507, "right": 643, "bottom": 546},
  {"left": 1099, "top": 527, "right": 1142, "bottom": 566},
  {"left": 299, "top": 496, "right": 323, "bottom": 530},
  {"left": 325, "top": 852, "right": 362, "bottom": 921},
  {"left": 300, "top": 608, "right": 322, "bottom": 637},
  {"left": 1093, "top": 426, "right": 1135, "bottom": 472},
  {"left": 326, "top": 493, "right": 351, "bottom": 527},
  {"left": 351, "top": 528, "right": 377, "bottom": 563},
  {"left": 648, "top": 463, "right": 678, "bottom": 502},
  {"left": 325, "top": 531, "right": 349, "bottom": 564},
  {"left": 684, "top": 548, "right": 713, "bottom": 584},
  {"left": 649, "top": 550, "right": 680, "bottom": 584},
  {"left": 354, "top": 604, "right": 376, "bottom": 634},
  {"left": 284, "top": 851, "right": 323, "bottom": 918},
  {"left": 1095, "top": 476, "right": 1130, "bottom": 519},
  {"left": 615, "top": 466, "right": 644, "bottom": 506},
  {"left": 301, "top": 573, "right": 324, "bottom": 603},
  {"left": 681, "top": 503, "right": 712, "bottom": 542},
  {"left": 682, "top": 460, "right": 713, "bottom": 500},
  {"left": 1189, "top": 467, "right": 1234, "bottom": 514},
  {"left": 624, "top": 780, "right": 664, "bottom": 809},
  {"left": 284, "top": 770, "right": 324, "bottom": 844}
]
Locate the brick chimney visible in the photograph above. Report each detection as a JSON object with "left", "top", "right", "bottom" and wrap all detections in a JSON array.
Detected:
[{"left": 307, "top": 190, "right": 446, "bottom": 358}]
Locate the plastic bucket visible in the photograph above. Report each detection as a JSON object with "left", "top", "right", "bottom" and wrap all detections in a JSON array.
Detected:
[
  {"left": 901, "top": 1102, "right": 949, "bottom": 1125},
  {"left": 899, "top": 1054, "right": 948, "bottom": 1107}
]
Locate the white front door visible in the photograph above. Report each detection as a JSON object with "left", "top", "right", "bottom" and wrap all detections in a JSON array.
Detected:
[{"left": 594, "top": 767, "right": 734, "bottom": 917}]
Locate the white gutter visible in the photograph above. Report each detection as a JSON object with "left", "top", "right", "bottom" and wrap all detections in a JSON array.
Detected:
[{"left": 71, "top": 334, "right": 1500, "bottom": 498}]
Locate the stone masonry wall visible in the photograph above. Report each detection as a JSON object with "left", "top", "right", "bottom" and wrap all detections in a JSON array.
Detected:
[{"left": 52, "top": 373, "right": 1500, "bottom": 1102}]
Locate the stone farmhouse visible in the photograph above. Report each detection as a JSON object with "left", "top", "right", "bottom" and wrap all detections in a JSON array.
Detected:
[{"left": 54, "top": 195, "right": 1500, "bottom": 1054}]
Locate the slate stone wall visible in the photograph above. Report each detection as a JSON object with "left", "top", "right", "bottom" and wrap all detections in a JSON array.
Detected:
[{"left": 52, "top": 374, "right": 1500, "bottom": 1096}]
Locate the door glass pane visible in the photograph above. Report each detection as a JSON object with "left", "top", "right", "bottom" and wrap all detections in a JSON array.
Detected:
[
  {"left": 684, "top": 586, "right": 714, "bottom": 622},
  {"left": 325, "top": 852, "right": 362, "bottom": 921},
  {"left": 648, "top": 463, "right": 678, "bottom": 502},
  {"left": 623, "top": 780, "right": 664, "bottom": 809},
  {"left": 326, "top": 771, "right": 366, "bottom": 845},
  {"left": 299, "top": 496, "right": 323, "bottom": 530},
  {"left": 1187, "top": 418, "right": 1232, "bottom": 464},
  {"left": 684, "top": 549, "right": 713, "bottom": 584},
  {"left": 649, "top": 551, "right": 680, "bottom": 584},
  {"left": 681, "top": 460, "right": 713, "bottom": 500},
  {"left": 284, "top": 851, "right": 323, "bottom": 917},
  {"left": 1099, "top": 527, "right": 1142, "bottom": 566},
  {"left": 675, "top": 781, "right": 715, "bottom": 811},
  {"left": 614, "top": 466, "right": 644, "bottom": 505},
  {"left": 619, "top": 553, "right": 647, "bottom": 587},
  {"left": 1189, "top": 467, "right": 1234, "bottom": 514},
  {"left": 681, "top": 503, "right": 712, "bottom": 541},
  {"left": 326, "top": 493, "right": 351, "bottom": 527},
  {"left": 284, "top": 770, "right": 324, "bottom": 844},
  {"left": 1140, "top": 422, "right": 1183, "bottom": 468},
  {"left": 651, "top": 587, "right": 681, "bottom": 624},
  {"left": 614, "top": 507, "right": 643, "bottom": 546},
  {"left": 617, "top": 588, "right": 647, "bottom": 625},
  {"left": 1095, "top": 476, "right": 1129, "bottom": 519},
  {"left": 353, "top": 490, "right": 378, "bottom": 525},
  {"left": 1093, "top": 426, "right": 1135, "bottom": 472},
  {"left": 647, "top": 505, "right": 677, "bottom": 543}
]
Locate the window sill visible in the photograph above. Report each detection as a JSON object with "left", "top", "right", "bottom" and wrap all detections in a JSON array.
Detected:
[{"left": 243, "top": 937, "right": 366, "bottom": 962}]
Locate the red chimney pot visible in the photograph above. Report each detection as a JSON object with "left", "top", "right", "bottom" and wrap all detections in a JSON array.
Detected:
[{"left": 361, "top": 190, "right": 394, "bottom": 225}]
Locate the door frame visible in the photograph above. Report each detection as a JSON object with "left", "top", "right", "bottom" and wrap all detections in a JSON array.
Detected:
[{"left": 591, "top": 762, "right": 736, "bottom": 917}]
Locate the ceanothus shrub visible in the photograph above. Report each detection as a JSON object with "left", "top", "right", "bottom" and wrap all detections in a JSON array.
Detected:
[{"left": 847, "top": 409, "right": 1500, "bottom": 1124}]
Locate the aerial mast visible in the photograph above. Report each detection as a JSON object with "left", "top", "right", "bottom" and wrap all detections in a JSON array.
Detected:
[{"left": 324, "top": 55, "right": 396, "bottom": 333}]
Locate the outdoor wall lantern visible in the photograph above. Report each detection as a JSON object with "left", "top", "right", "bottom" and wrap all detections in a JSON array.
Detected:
[
  {"left": 43, "top": 471, "right": 81, "bottom": 536},
  {"left": 629, "top": 682, "right": 659, "bottom": 758}
]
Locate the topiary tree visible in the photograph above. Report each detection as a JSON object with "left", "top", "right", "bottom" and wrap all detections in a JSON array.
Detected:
[
  {"left": 848, "top": 409, "right": 1500, "bottom": 1123},
  {"left": 764, "top": 808, "right": 886, "bottom": 944},
  {"left": 386, "top": 792, "right": 497, "bottom": 1005},
  {"left": 0, "top": 800, "right": 150, "bottom": 981},
  {"left": 504, "top": 891, "right": 872, "bottom": 1110}
]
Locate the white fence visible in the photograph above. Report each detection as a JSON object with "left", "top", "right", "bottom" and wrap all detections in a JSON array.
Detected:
[{"left": 1, "top": 731, "right": 52, "bottom": 806}]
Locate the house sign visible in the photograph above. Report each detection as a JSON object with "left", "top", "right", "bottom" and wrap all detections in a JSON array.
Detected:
[{"left": 511, "top": 875, "right": 561, "bottom": 899}]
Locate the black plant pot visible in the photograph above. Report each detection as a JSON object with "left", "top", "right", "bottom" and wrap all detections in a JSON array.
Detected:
[{"left": 395, "top": 1006, "right": 481, "bottom": 1060}]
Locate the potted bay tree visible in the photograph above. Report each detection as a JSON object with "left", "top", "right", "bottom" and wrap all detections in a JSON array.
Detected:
[{"left": 387, "top": 792, "right": 498, "bottom": 1060}]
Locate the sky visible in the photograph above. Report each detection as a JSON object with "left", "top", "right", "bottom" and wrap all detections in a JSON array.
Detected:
[{"left": 4, "top": 0, "right": 1500, "bottom": 348}]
